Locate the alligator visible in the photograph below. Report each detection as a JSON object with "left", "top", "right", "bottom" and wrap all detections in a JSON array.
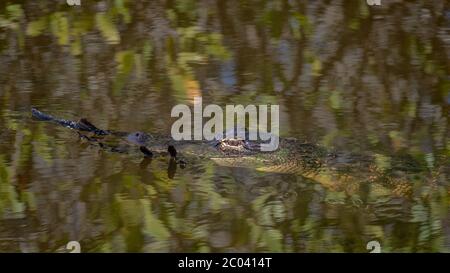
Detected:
[{"left": 31, "top": 108, "right": 437, "bottom": 197}]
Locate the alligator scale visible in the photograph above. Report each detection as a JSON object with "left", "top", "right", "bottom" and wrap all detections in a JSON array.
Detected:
[{"left": 31, "top": 108, "right": 430, "bottom": 197}]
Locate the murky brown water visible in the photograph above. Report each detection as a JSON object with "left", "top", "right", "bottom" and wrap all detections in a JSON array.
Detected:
[{"left": 0, "top": 0, "right": 449, "bottom": 252}]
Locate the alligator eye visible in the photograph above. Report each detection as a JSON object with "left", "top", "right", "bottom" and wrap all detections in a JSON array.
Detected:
[{"left": 135, "top": 133, "right": 139, "bottom": 137}]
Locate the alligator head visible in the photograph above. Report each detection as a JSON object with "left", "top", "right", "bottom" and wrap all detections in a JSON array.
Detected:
[{"left": 213, "top": 138, "right": 262, "bottom": 155}]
